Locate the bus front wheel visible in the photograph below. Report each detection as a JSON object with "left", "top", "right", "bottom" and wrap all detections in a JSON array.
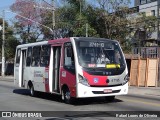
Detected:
[{"left": 62, "top": 88, "right": 74, "bottom": 104}]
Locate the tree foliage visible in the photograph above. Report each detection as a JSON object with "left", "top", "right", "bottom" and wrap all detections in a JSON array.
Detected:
[
  {"left": 10, "top": 0, "right": 159, "bottom": 53},
  {"left": 129, "top": 12, "right": 158, "bottom": 47},
  {"left": 0, "top": 18, "right": 20, "bottom": 61},
  {"left": 85, "top": 6, "right": 130, "bottom": 40},
  {"left": 41, "top": 0, "right": 98, "bottom": 38},
  {"left": 10, "top": 0, "right": 50, "bottom": 43}
]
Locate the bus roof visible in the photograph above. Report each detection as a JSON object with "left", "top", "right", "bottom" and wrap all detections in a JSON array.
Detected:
[
  {"left": 16, "top": 41, "right": 48, "bottom": 49},
  {"left": 48, "top": 37, "right": 70, "bottom": 45},
  {"left": 16, "top": 37, "right": 118, "bottom": 48},
  {"left": 72, "top": 37, "right": 118, "bottom": 42},
  {"left": 48, "top": 37, "right": 118, "bottom": 44}
]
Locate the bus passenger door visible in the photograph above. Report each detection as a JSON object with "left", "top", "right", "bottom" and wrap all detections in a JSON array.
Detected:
[
  {"left": 52, "top": 46, "right": 61, "bottom": 93},
  {"left": 20, "top": 50, "right": 26, "bottom": 87}
]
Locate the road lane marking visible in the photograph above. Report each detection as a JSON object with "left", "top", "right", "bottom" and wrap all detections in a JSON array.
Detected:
[{"left": 121, "top": 98, "right": 160, "bottom": 107}]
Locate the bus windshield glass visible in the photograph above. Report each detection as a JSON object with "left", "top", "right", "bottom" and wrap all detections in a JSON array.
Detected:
[{"left": 75, "top": 39, "right": 125, "bottom": 69}]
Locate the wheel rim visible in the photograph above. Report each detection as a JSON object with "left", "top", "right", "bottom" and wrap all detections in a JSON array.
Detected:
[
  {"left": 30, "top": 86, "right": 34, "bottom": 96},
  {"left": 62, "top": 91, "right": 64, "bottom": 100},
  {"left": 63, "top": 88, "right": 71, "bottom": 103},
  {"left": 65, "top": 91, "right": 70, "bottom": 100}
]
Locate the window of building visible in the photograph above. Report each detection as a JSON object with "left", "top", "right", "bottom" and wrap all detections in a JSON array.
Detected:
[
  {"left": 158, "top": 8, "right": 160, "bottom": 16},
  {"left": 140, "top": 0, "right": 157, "bottom": 4},
  {"left": 151, "top": 10, "right": 155, "bottom": 16},
  {"left": 140, "top": 0, "right": 146, "bottom": 4},
  {"left": 147, "top": 0, "right": 151, "bottom": 2},
  {"left": 151, "top": 0, "right": 157, "bottom": 2}
]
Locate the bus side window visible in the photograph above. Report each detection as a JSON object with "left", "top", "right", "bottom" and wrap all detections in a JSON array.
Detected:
[
  {"left": 64, "top": 43, "right": 75, "bottom": 74},
  {"left": 15, "top": 48, "right": 21, "bottom": 66},
  {"left": 40, "top": 45, "right": 51, "bottom": 67},
  {"left": 32, "top": 46, "right": 41, "bottom": 67},
  {"left": 26, "top": 47, "right": 32, "bottom": 67}
]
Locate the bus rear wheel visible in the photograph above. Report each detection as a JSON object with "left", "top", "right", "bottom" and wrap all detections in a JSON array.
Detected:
[
  {"left": 29, "top": 84, "right": 35, "bottom": 97},
  {"left": 105, "top": 96, "right": 115, "bottom": 102},
  {"left": 62, "top": 88, "right": 74, "bottom": 104}
]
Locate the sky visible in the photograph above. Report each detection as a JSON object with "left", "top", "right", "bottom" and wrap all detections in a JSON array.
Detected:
[
  {"left": 0, "top": 0, "right": 134, "bottom": 25},
  {"left": 0, "top": 0, "right": 15, "bottom": 25}
]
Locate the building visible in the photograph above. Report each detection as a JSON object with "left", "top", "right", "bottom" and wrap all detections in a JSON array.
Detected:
[
  {"left": 134, "top": 0, "right": 159, "bottom": 46},
  {"left": 132, "top": 0, "right": 160, "bottom": 87}
]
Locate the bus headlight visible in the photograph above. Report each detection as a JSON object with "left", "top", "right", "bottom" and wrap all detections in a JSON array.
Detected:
[
  {"left": 123, "top": 74, "right": 129, "bottom": 85},
  {"left": 78, "top": 74, "right": 90, "bottom": 86}
]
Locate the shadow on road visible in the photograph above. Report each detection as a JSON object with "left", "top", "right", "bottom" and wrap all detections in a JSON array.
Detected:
[
  {"left": 13, "top": 89, "right": 123, "bottom": 105},
  {"left": 13, "top": 89, "right": 30, "bottom": 95},
  {"left": 44, "top": 111, "right": 117, "bottom": 119}
]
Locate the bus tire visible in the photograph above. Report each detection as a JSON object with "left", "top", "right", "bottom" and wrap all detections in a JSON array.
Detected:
[
  {"left": 105, "top": 96, "right": 115, "bottom": 102},
  {"left": 62, "top": 88, "right": 74, "bottom": 104},
  {"left": 29, "top": 85, "right": 35, "bottom": 97}
]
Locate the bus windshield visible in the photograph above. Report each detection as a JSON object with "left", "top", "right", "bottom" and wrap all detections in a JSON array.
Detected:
[{"left": 75, "top": 39, "right": 125, "bottom": 69}]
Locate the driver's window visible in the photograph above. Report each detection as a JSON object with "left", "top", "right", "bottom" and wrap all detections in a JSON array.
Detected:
[
  {"left": 64, "top": 43, "right": 75, "bottom": 73},
  {"left": 114, "top": 49, "right": 121, "bottom": 64},
  {"left": 65, "top": 47, "right": 72, "bottom": 66}
]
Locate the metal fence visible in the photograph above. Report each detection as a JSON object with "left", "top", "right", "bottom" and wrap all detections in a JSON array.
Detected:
[
  {"left": 132, "top": 47, "right": 160, "bottom": 85},
  {"left": 132, "top": 47, "right": 160, "bottom": 58}
]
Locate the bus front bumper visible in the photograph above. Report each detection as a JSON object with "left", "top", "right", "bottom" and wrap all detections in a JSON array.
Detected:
[{"left": 76, "top": 83, "right": 128, "bottom": 98}]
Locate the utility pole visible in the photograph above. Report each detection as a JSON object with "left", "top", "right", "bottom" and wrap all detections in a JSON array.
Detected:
[
  {"left": 52, "top": 0, "right": 55, "bottom": 30},
  {"left": 86, "top": 23, "right": 88, "bottom": 37},
  {"left": 34, "top": 0, "right": 55, "bottom": 30},
  {"left": 1, "top": 10, "right": 5, "bottom": 77}
]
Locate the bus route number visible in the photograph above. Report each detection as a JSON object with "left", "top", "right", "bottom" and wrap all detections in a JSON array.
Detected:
[{"left": 89, "top": 42, "right": 104, "bottom": 47}]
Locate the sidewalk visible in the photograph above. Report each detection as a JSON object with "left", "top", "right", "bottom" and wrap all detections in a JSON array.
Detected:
[
  {"left": 0, "top": 75, "right": 14, "bottom": 82},
  {"left": 128, "top": 86, "right": 160, "bottom": 97}
]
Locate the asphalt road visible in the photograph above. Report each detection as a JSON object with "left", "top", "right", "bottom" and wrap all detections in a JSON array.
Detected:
[{"left": 0, "top": 80, "right": 160, "bottom": 120}]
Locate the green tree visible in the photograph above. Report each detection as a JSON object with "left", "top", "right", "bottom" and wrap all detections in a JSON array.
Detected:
[
  {"left": 129, "top": 12, "right": 158, "bottom": 47},
  {"left": 0, "top": 18, "right": 20, "bottom": 61},
  {"left": 87, "top": 0, "right": 131, "bottom": 41},
  {"left": 41, "top": 0, "right": 99, "bottom": 38},
  {"left": 10, "top": 0, "right": 50, "bottom": 43}
]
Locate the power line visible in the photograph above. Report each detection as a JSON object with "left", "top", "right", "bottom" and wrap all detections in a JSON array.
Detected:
[{"left": 41, "top": 0, "right": 53, "bottom": 7}]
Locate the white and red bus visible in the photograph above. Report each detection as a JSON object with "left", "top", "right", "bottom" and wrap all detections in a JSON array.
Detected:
[{"left": 14, "top": 37, "right": 129, "bottom": 104}]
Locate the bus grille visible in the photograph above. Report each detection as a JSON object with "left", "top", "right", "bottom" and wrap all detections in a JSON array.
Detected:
[
  {"left": 90, "top": 84, "right": 122, "bottom": 87},
  {"left": 92, "top": 90, "right": 121, "bottom": 94}
]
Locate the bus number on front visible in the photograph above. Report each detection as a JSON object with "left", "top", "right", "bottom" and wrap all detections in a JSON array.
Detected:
[{"left": 89, "top": 42, "right": 104, "bottom": 47}]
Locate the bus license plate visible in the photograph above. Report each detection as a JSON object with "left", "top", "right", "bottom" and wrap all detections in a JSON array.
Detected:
[{"left": 103, "top": 89, "right": 112, "bottom": 93}]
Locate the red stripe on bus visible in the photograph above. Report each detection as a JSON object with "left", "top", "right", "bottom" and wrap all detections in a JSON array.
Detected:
[
  {"left": 45, "top": 78, "right": 49, "bottom": 92},
  {"left": 83, "top": 71, "right": 108, "bottom": 86},
  {"left": 45, "top": 67, "right": 49, "bottom": 92}
]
